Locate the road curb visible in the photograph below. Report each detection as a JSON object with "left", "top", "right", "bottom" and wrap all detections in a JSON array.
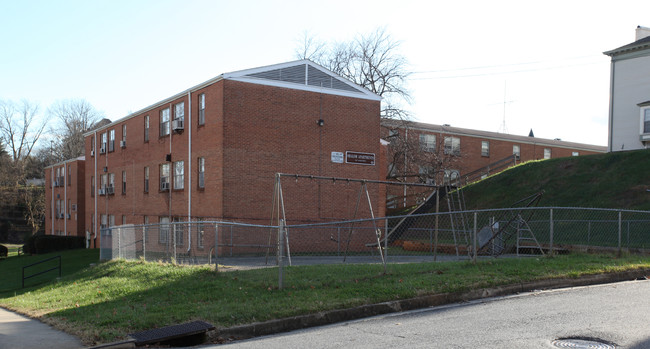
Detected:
[{"left": 214, "top": 268, "right": 650, "bottom": 342}]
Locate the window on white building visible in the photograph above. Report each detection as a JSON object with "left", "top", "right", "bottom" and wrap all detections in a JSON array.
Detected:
[{"left": 644, "top": 108, "right": 650, "bottom": 134}]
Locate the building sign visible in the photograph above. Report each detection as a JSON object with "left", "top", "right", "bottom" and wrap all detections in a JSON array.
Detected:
[
  {"left": 331, "top": 151, "right": 344, "bottom": 164},
  {"left": 345, "top": 151, "right": 375, "bottom": 165}
]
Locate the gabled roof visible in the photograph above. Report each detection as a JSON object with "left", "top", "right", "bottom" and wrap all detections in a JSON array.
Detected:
[
  {"left": 604, "top": 35, "right": 650, "bottom": 57},
  {"left": 223, "top": 60, "right": 382, "bottom": 101},
  {"left": 84, "top": 60, "right": 381, "bottom": 136}
]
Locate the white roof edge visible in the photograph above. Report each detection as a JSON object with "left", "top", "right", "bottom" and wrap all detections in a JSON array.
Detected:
[
  {"left": 223, "top": 59, "right": 382, "bottom": 101},
  {"left": 83, "top": 75, "right": 224, "bottom": 137},
  {"left": 84, "top": 60, "right": 382, "bottom": 137},
  {"left": 45, "top": 156, "right": 86, "bottom": 169}
]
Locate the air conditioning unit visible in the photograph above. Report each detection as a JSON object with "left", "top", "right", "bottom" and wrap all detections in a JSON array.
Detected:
[
  {"left": 53, "top": 180, "right": 59, "bottom": 187},
  {"left": 161, "top": 181, "right": 170, "bottom": 191},
  {"left": 71, "top": 204, "right": 77, "bottom": 212},
  {"left": 99, "top": 146, "right": 106, "bottom": 154},
  {"left": 172, "top": 118, "right": 184, "bottom": 131},
  {"left": 90, "top": 150, "right": 95, "bottom": 156},
  {"left": 67, "top": 213, "right": 71, "bottom": 219},
  {"left": 106, "top": 185, "right": 114, "bottom": 195},
  {"left": 98, "top": 188, "right": 105, "bottom": 196},
  {"left": 120, "top": 140, "right": 126, "bottom": 148}
]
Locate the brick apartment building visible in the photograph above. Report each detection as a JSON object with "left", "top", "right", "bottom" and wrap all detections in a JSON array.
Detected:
[
  {"left": 44, "top": 60, "right": 607, "bottom": 249},
  {"left": 382, "top": 121, "right": 606, "bottom": 209},
  {"left": 76, "top": 60, "right": 384, "bottom": 247},
  {"left": 44, "top": 157, "right": 86, "bottom": 238}
]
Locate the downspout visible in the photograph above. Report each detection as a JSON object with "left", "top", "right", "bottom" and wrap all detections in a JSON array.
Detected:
[
  {"left": 51, "top": 168, "right": 54, "bottom": 235},
  {"left": 64, "top": 161, "right": 67, "bottom": 236},
  {"left": 607, "top": 58, "right": 616, "bottom": 152},
  {"left": 187, "top": 90, "right": 192, "bottom": 253},
  {"left": 94, "top": 131, "right": 98, "bottom": 245}
]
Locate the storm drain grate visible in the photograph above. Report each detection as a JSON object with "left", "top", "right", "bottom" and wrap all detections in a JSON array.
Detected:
[
  {"left": 552, "top": 338, "right": 616, "bottom": 349},
  {"left": 128, "top": 320, "right": 215, "bottom": 345}
]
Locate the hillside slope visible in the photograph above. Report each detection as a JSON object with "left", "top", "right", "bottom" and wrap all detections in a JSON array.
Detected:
[{"left": 462, "top": 149, "right": 650, "bottom": 210}]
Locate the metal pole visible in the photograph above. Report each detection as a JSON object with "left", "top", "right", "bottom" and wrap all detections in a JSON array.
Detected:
[
  {"left": 549, "top": 208, "right": 554, "bottom": 256},
  {"left": 587, "top": 221, "right": 591, "bottom": 246},
  {"left": 473, "top": 212, "right": 477, "bottom": 264},
  {"left": 142, "top": 225, "right": 146, "bottom": 261},
  {"left": 618, "top": 211, "right": 622, "bottom": 256},
  {"left": 215, "top": 224, "right": 219, "bottom": 272},
  {"left": 384, "top": 218, "right": 388, "bottom": 263},
  {"left": 434, "top": 189, "right": 439, "bottom": 261},
  {"left": 279, "top": 219, "right": 285, "bottom": 290}
]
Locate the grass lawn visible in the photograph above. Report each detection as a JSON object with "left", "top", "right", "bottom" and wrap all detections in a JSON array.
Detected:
[{"left": 1, "top": 250, "right": 650, "bottom": 345}]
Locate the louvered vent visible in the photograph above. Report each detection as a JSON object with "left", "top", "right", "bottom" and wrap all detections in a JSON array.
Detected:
[
  {"left": 244, "top": 63, "right": 362, "bottom": 94},
  {"left": 248, "top": 65, "right": 305, "bottom": 84},
  {"left": 307, "top": 66, "right": 359, "bottom": 92}
]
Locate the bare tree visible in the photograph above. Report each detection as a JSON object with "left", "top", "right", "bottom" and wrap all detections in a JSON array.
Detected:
[
  {"left": 295, "top": 27, "right": 412, "bottom": 120},
  {"left": 0, "top": 99, "right": 45, "bottom": 163},
  {"left": 48, "top": 99, "right": 104, "bottom": 159}
]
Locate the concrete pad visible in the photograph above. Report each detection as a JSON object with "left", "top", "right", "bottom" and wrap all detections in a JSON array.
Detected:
[{"left": 0, "top": 307, "right": 84, "bottom": 349}]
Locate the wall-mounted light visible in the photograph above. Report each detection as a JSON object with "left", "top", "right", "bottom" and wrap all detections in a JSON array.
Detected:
[{"left": 317, "top": 119, "right": 324, "bottom": 127}]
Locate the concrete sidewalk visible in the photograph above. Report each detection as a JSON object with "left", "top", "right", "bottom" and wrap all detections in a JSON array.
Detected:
[{"left": 0, "top": 307, "right": 84, "bottom": 349}]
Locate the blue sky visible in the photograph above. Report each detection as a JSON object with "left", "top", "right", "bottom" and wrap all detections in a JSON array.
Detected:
[{"left": 2, "top": 0, "right": 650, "bottom": 147}]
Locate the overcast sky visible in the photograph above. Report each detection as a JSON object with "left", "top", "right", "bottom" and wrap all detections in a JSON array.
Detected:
[{"left": 2, "top": 0, "right": 649, "bottom": 147}]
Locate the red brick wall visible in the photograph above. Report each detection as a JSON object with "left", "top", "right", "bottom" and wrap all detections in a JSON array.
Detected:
[
  {"left": 83, "top": 79, "right": 383, "bottom": 249},
  {"left": 44, "top": 159, "right": 85, "bottom": 237},
  {"left": 222, "top": 80, "right": 383, "bottom": 224}
]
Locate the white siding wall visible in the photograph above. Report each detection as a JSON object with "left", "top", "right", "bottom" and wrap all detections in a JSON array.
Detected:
[{"left": 610, "top": 54, "right": 650, "bottom": 151}]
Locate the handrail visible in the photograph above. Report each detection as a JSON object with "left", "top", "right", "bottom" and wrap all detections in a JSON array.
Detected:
[{"left": 22, "top": 255, "right": 61, "bottom": 288}]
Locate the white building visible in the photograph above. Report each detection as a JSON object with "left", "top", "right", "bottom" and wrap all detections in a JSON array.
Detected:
[{"left": 604, "top": 26, "right": 650, "bottom": 152}]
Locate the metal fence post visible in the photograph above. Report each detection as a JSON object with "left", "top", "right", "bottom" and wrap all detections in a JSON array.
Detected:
[
  {"left": 279, "top": 219, "right": 285, "bottom": 290},
  {"left": 549, "top": 208, "right": 554, "bottom": 256},
  {"left": 215, "top": 224, "right": 219, "bottom": 272},
  {"left": 384, "top": 218, "right": 388, "bottom": 262},
  {"left": 473, "top": 212, "right": 477, "bottom": 264},
  {"left": 118, "top": 227, "right": 122, "bottom": 259},
  {"left": 618, "top": 210, "right": 622, "bottom": 255},
  {"left": 142, "top": 225, "right": 146, "bottom": 261}
]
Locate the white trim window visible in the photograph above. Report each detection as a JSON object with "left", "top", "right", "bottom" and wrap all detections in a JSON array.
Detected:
[
  {"left": 144, "top": 166, "right": 149, "bottom": 193},
  {"left": 159, "top": 217, "right": 170, "bottom": 244},
  {"left": 174, "top": 102, "right": 185, "bottom": 122},
  {"left": 544, "top": 148, "right": 551, "bottom": 159},
  {"left": 160, "top": 163, "right": 170, "bottom": 191},
  {"left": 444, "top": 137, "right": 460, "bottom": 156},
  {"left": 481, "top": 141, "right": 490, "bottom": 157},
  {"left": 160, "top": 108, "right": 170, "bottom": 136},
  {"left": 174, "top": 161, "right": 184, "bottom": 190},
  {"left": 513, "top": 145, "right": 520, "bottom": 159},
  {"left": 144, "top": 115, "right": 150, "bottom": 142},
  {"left": 419, "top": 134, "right": 436, "bottom": 152},
  {"left": 109, "top": 129, "right": 115, "bottom": 152},
  {"left": 198, "top": 157, "right": 205, "bottom": 188},
  {"left": 643, "top": 108, "right": 650, "bottom": 134},
  {"left": 198, "top": 93, "right": 205, "bottom": 125}
]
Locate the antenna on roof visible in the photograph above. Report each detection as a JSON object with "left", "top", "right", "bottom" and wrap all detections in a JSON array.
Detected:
[{"left": 498, "top": 81, "right": 513, "bottom": 134}]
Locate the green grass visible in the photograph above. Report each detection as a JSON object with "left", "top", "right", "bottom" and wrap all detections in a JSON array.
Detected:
[
  {"left": 0, "top": 249, "right": 99, "bottom": 292},
  {"left": 462, "top": 149, "right": 650, "bottom": 210},
  {"left": 1, "top": 250, "right": 650, "bottom": 345}
]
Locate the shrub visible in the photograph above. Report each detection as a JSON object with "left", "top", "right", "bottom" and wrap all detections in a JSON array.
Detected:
[
  {"left": 0, "top": 244, "right": 7, "bottom": 258},
  {"left": 23, "top": 235, "right": 85, "bottom": 254}
]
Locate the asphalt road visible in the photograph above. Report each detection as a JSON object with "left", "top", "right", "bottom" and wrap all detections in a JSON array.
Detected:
[{"left": 210, "top": 279, "right": 650, "bottom": 349}]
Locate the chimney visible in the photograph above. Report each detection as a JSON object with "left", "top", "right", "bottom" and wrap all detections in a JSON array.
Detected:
[{"left": 636, "top": 25, "right": 650, "bottom": 41}]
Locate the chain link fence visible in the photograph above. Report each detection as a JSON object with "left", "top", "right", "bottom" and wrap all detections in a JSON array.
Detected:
[{"left": 100, "top": 207, "right": 650, "bottom": 287}]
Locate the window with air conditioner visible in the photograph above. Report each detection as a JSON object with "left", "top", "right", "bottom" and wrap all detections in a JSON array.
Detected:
[{"left": 160, "top": 163, "right": 170, "bottom": 191}]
